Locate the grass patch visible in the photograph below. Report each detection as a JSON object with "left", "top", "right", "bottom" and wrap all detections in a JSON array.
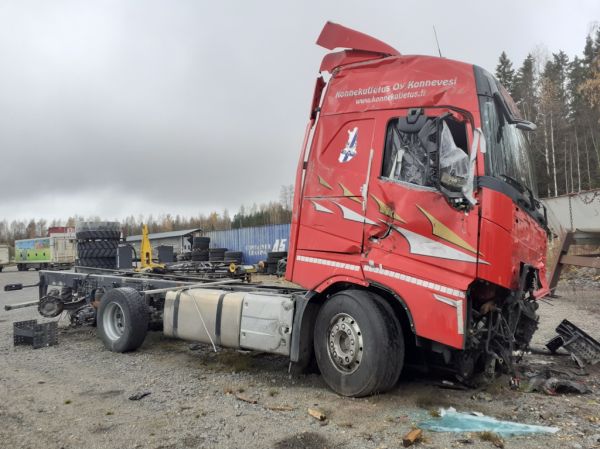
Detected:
[
  {"left": 268, "top": 389, "right": 279, "bottom": 397},
  {"left": 64, "top": 400, "right": 72, "bottom": 405},
  {"left": 478, "top": 431, "right": 504, "bottom": 448}
]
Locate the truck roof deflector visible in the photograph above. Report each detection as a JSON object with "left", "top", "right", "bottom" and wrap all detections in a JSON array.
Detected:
[
  {"left": 317, "top": 22, "right": 401, "bottom": 73},
  {"left": 317, "top": 22, "right": 400, "bottom": 55}
]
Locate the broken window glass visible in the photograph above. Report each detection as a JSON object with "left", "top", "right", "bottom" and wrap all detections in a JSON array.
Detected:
[
  {"left": 381, "top": 114, "right": 468, "bottom": 191},
  {"left": 439, "top": 121, "right": 469, "bottom": 192}
]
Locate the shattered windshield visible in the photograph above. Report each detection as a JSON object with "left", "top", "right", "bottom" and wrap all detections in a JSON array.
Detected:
[{"left": 479, "top": 97, "right": 537, "bottom": 195}]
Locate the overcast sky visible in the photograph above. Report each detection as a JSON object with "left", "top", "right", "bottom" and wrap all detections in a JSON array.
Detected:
[{"left": 0, "top": 0, "right": 598, "bottom": 222}]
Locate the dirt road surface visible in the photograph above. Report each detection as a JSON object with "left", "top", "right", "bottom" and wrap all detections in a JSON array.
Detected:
[{"left": 1, "top": 266, "right": 599, "bottom": 449}]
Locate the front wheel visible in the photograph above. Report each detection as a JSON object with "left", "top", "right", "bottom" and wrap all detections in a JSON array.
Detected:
[
  {"left": 97, "top": 288, "right": 149, "bottom": 352},
  {"left": 314, "top": 289, "right": 404, "bottom": 397}
]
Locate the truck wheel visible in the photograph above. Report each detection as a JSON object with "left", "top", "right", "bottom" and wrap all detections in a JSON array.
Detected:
[
  {"left": 75, "top": 221, "right": 121, "bottom": 241},
  {"left": 314, "top": 289, "right": 404, "bottom": 397},
  {"left": 0, "top": 266, "right": 3, "bottom": 272},
  {"left": 97, "top": 288, "right": 149, "bottom": 352},
  {"left": 77, "top": 240, "right": 118, "bottom": 258}
]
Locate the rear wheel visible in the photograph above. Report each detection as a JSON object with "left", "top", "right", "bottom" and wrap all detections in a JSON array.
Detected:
[
  {"left": 97, "top": 288, "right": 149, "bottom": 352},
  {"left": 314, "top": 289, "right": 404, "bottom": 397}
]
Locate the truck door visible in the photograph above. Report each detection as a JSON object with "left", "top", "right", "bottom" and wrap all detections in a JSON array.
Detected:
[
  {"left": 296, "top": 113, "right": 375, "bottom": 255},
  {"left": 360, "top": 108, "right": 481, "bottom": 348}
]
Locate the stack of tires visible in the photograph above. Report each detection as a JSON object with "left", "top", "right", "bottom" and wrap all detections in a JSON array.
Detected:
[
  {"left": 266, "top": 251, "right": 287, "bottom": 275},
  {"left": 223, "top": 251, "right": 243, "bottom": 264},
  {"left": 191, "top": 237, "right": 210, "bottom": 261},
  {"left": 75, "top": 222, "right": 121, "bottom": 269},
  {"left": 208, "top": 248, "right": 227, "bottom": 262}
]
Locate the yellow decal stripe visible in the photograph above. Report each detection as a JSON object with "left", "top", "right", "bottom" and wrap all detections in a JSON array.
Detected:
[
  {"left": 318, "top": 175, "right": 333, "bottom": 190},
  {"left": 338, "top": 182, "right": 362, "bottom": 204},
  {"left": 417, "top": 205, "right": 478, "bottom": 254},
  {"left": 370, "top": 194, "right": 405, "bottom": 222}
]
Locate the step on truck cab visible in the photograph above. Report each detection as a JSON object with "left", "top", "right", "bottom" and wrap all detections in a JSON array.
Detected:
[
  {"left": 13, "top": 22, "right": 549, "bottom": 398},
  {"left": 285, "top": 22, "right": 549, "bottom": 395}
]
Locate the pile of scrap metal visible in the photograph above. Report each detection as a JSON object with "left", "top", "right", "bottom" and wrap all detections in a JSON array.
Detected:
[{"left": 166, "top": 260, "right": 257, "bottom": 281}]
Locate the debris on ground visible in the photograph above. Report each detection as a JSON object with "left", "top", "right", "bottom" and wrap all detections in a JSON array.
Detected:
[
  {"left": 235, "top": 393, "right": 258, "bottom": 404},
  {"left": 128, "top": 391, "right": 151, "bottom": 401},
  {"left": 307, "top": 407, "right": 326, "bottom": 421},
  {"left": 402, "top": 428, "right": 423, "bottom": 447},
  {"left": 418, "top": 407, "right": 559, "bottom": 437},
  {"left": 528, "top": 376, "right": 591, "bottom": 395},
  {"left": 264, "top": 404, "right": 294, "bottom": 412}
]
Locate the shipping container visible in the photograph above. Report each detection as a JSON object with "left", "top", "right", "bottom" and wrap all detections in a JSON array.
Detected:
[{"left": 205, "top": 224, "right": 290, "bottom": 264}]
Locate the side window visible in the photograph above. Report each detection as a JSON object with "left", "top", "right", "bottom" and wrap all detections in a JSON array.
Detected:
[{"left": 381, "top": 113, "right": 468, "bottom": 189}]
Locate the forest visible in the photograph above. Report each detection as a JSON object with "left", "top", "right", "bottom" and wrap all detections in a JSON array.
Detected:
[
  {"left": 495, "top": 26, "right": 600, "bottom": 197},
  {"left": 0, "top": 186, "right": 294, "bottom": 246}
]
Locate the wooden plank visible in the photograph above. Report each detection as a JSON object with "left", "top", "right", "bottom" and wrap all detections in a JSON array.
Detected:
[
  {"left": 308, "top": 407, "right": 326, "bottom": 421},
  {"left": 402, "top": 428, "right": 423, "bottom": 447},
  {"left": 560, "top": 254, "right": 600, "bottom": 269},
  {"left": 547, "top": 231, "right": 574, "bottom": 294}
]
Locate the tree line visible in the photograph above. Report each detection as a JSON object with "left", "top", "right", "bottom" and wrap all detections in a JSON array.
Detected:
[
  {"left": 0, "top": 186, "right": 294, "bottom": 246},
  {"left": 494, "top": 25, "right": 600, "bottom": 197}
]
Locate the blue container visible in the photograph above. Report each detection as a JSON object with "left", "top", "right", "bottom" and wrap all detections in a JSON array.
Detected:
[{"left": 205, "top": 224, "right": 291, "bottom": 264}]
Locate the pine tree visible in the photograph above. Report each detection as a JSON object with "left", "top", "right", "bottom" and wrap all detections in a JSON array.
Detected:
[
  {"left": 513, "top": 54, "right": 537, "bottom": 121},
  {"left": 495, "top": 51, "right": 515, "bottom": 93}
]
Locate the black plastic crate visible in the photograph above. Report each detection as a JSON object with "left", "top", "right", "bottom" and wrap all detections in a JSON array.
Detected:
[{"left": 13, "top": 320, "right": 58, "bottom": 349}]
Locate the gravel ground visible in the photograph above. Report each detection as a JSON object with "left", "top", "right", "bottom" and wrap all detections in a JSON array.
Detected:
[{"left": 1, "top": 266, "right": 599, "bottom": 449}]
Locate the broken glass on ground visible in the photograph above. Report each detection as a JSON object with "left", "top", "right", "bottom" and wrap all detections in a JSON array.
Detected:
[{"left": 418, "top": 407, "right": 559, "bottom": 437}]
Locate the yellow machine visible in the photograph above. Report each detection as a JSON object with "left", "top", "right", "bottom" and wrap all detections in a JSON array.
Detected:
[{"left": 136, "top": 224, "right": 166, "bottom": 272}]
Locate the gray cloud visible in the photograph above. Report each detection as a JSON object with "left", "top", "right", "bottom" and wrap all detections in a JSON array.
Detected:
[{"left": 0, "top": 0, "right": 598, "bottom": 221}]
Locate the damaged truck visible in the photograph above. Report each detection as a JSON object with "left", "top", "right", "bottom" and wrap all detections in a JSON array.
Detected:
[{"left": 5, "top": 22, "right": 549, "bottom": 397}]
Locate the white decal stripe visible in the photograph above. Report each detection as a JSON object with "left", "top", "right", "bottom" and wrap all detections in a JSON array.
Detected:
[
  {"left": 310, "top": 200, "right": 334, "bottom": 214},
  {"left": 363, "top": 264, "right": 465, "bottom": 299},
  {"left": 332, "top": 202, "right": 377, "bottom": 225},
  {"left": 296, "top": 255, "right": 360, "bottom": 272},
  {"left": 392, "top": 225, "right": 488, "bottom": 264},
  {"left": 434, "top": 294, "right": 464, "bottom": 335}
]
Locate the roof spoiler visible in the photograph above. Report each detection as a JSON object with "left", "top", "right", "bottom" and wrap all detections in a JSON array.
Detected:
[{"left": 317, "top": 22, "right": 401, "bottom": 72}]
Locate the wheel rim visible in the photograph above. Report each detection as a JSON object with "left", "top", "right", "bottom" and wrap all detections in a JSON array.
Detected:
[
  {"left": 103, "top": 302, "right": 126, "bottom": 341},
  {"left": 327, "top": 313, "right": 363, "bottom": 374}
]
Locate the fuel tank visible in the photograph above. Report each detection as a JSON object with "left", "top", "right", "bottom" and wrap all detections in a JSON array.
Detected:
[{"left": 163, "top": 288, "right": 295, "bottom": 356}]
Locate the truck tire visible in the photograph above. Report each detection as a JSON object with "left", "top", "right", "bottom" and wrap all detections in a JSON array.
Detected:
[
  {"left": 17, "top": 264, "right": 27, "bottom": 271},
  {"left": 267, "top": 251, "right": 287, "bottom": 262},
  {"left": 75, "top": 221, "right": 121, "bottom": 241},
  {"left": 191, "top": 249, "right": 209, "bottom": 261},
  {"left": 192, "top": 237, "right": 210, "bottom": 250},
  {"left": 313, "top": 289, "right": 404, "bottom": 397},
  {"left": 208, "top": 248, "right": 227, "bottom": 261},
  {"left": 224, "top": 251, "right": 243, "bottom": 264},
  {"left": 0, "top": 266, "right": 3, "bottom": 272},
  {"left": 97, "top": 287, "right": 149, "bottom": 352},
  {"left": 77, "top": 240, "right": 118, "bottom": 258}
]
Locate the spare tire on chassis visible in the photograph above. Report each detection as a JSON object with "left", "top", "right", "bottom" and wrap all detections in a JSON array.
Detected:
[
  {"left": 97, "top": 287, "right": 149, "bottom": 352},
  {"left": 313, "top": 289, "right": 404, "bottom": 397}
]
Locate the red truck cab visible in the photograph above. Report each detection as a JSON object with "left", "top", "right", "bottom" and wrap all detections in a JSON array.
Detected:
[{"left": 286, "top": 22, "right": 548, "bottom": 396}]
